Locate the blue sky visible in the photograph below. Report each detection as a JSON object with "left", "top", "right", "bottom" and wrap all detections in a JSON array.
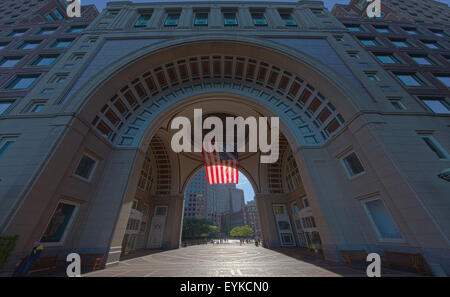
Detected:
[
  {"left": 83, "top": 0, "right": 352, "bottom": 12},
  {"left": 236, "top": 171, "right": 255, "bottom": 203}
]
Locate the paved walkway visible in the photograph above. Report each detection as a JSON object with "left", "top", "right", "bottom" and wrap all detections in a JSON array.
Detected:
[{"left": 85, "top": 243, "right": 415, "bottom": 277}]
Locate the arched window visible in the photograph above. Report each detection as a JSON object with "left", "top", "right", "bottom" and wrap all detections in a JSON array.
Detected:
[{"left": 286, "top": 152, "right": 301, "bottom": 192}]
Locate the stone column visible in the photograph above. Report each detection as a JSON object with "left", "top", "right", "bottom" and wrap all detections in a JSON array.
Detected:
[
  {"left": 294, "top": 8, "right": 318, "bottom": 29},
  {"left": 209, "top": 7, "right": 223, "bottom": 28},
  {"left": 266, "top": 7, "right": 285, "bottom": 29},
  {"left": 255, "top": 194, "right": 280, "bottom": 248},
  {"left": 178, "top": 7, "right": 193, "bottom": 29},
  {"left": 238, "top": 7, "right": 253, "bottom": 28},
  {"left": 148, "top": 8, "right": 165, "bottom": 29},
  {"left": 76, "top": 148, "right": 144, "bottom": 267}
]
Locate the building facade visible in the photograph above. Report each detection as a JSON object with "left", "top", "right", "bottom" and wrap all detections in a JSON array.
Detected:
[
  {"left": 0, "top": 1, "right": 449, "bottom": 276},
  {"left": 332, "top": 0, "right": 450, "bottom": 114},
  {"left": 244, "top": 200, "right": 262, "bottom": 239}
]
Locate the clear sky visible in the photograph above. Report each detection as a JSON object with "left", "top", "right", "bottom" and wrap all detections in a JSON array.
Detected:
[{"left": 83, "top": 0, "right": 353, "bottom": 12}]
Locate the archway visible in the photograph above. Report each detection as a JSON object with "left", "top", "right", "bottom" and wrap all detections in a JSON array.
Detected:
[{"left": 19, "top": 39, "right": 375, "bottom": 269}]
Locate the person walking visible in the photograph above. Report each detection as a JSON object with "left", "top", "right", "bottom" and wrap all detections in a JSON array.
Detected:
[{"left": 15, "top": 241, "right": 44, "bottom": 277}]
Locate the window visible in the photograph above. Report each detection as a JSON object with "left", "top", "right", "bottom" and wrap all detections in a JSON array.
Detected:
[
  {"left": 8, "top": 29, "right": 27, "bottom": 37},
  {"left": 366, "top": 73, "right": 380, "bottom": 81},
  {"left": 394, "top": 73, "right": 425, "bottom": 86},
  {"left": 434, "top": 75, "right": 450, "bottom": 87},
  {"left": 41, "top": 202, "right": 77, "bottom": 243},
  {"left": 194, "top": 12, "right": 208, "bottom": 26},
  {"left": 251, "top": 12, "right": 267, "bottom": 26},
  {"left": 422, "top": 40, "right": 441, "bottom": 49},
  {"left": 46, "top": 13, "right": 55, "bottom": 22},
  {"left": 429, "top": 29, "right": 446, "bottom": 37},
  {"left": 0, "top": 56, "right": 22, "bottom": 68},
  {"left": 279, "top": 13, "right": 296, "bottom": 26},
  {"left": 223, "top": 12, "right": 238, "bottom": 26},
  {"left": 67, "top": 26, "right": 86, "bottom": 33},
  {"left": 134, "top": 14, "right": 152, "bottom": 27},
  {"left": 51, "top": 39, "right": 73, "bottom": 48},
  {"left": 374, "top": 53, "right": 400, "bottom": 64},
  {"left": 420, "top": 97, "right": 450, "bottom": 114},
  {"left": 32, "top": 55, "right": 58, "bottom": 66},
  {"left": 53, "top": 8, "right": 64, "bottom": 20},
  {"left": 74, "top": 154, "right": 98, "bottom": 180},
  {"left": 286, "top": 152, "right": 301, "bottom": 192},
  {"left": 420, "top": 135, "right": 448, "bottom": 160},
  {"left": 27, "top": 102, "right": 44, "bottom": 113},
  {"left": 362, "top": 198, "right": 402, "bottom": 241},
  {"left": 373, "top": 25, "right": 391, "bottom": 33},
  {"left": 164, "top": 13, "right": 180, "bottom": 26},
  {"left": 344, "top": 24, "right": 363, "bottom": 32},
  {"left": 342, "top": 152, "right": 365, "bottom": 177},
  {"left": 0, "top": 42, "right": 9, "bottom": 50},
  {"left": 37, "top": 27, "right": 57, "bottom": 35},
  {"left": 6, "top": 74, "right": 40, "bottom": 89},
  {"left": 390, "top": 39, "right": 411, "bottom": 47},
  {"left": 389, "top": 100, "right": 406, "bottom": 110},
  {"left": 359, "top": 38, "right": 380, "bottom": 47},
  {"left": 0, "top": 101, "right": 14, "bottom": 115},
  {"left": 0, "top": 138, "right": 15, "bottom": 159},
  {"left": 410, "top": 55, "right": 434, "bottom": 65},
  {"left": 402, "top": 27, "right": 418, "bottom": 34},
  {"left": 19, "top": 40, "right": 41, "bottom": 50}
]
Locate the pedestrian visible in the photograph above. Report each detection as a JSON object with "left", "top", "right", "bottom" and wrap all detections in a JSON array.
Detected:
[{"left": 15, "top": 241, "right": 44, "bottom": 277}]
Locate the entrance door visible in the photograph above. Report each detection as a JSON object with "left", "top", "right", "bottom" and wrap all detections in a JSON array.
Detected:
[
  {"left": 147, "top": 206, "right": 168, "bottom": 249},
  {"left": 272, "top": 204, "right": 295, "bottom": 247}
]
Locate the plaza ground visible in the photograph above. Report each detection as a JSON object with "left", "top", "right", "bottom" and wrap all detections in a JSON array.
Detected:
[{"left": 84, "top": 241, "right": 415, "bottom": 277}]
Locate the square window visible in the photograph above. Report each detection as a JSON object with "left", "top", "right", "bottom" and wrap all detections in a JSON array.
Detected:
[
  {"left": 165, "top": 13, "right": 180, "bottom": 26},
  {"left": 46, "top": 13, "right": 55, "bottom": 22},
  {"left": 0, "top": 100, "right": 14, "bottom": 115},
  {"left": 67, "top": 26, "right": 86, "bottom": 33},
  {"left": 279, "top": 13, "right": 297, "bottom": 26},
  {"left": 6, "top": 74, "right": 40, "bottom": 89},
  {"left": 0, "top": 56, "right": 22, "bottom": 68},
  {"left": 74, "top": 154, "right": 98, "bottom": 180},
  {"left": 38, "top": 27, "right": 57, "bottom": 35},
  {"left": 359, "top": 38, "right": 380, "bottom": 47},
  {"left": 374, "top": 25, "right": 391, "bottom": 33},
  {"left": 429, "top": 29, "right": 446, "bottom": 37},
  {"left": 345, "top": 24, "right": 362, "bottom": 32},
  {"left": 19, "top": 40, "right": 41, "bottom": 50},
  {"left": 410, "top": 55, "right": 434, "bottom": 65},
  {"left": 134, "top": 14, "right": 152, "bottom": 27},
  {"left": 390, "top": 100, "right": 406, "bottom": 110},
  {"left": 395, "top": 73, "right": 425, "bottom": 86},
  {"left": 420, "top": 97, "right": 450, "bottom": 114},
  {"left": 420, "top": 135, "right": 449, "bottom": 159},
  {"left": 422, "top": 40, "right": 441, "bottom": 49},
  {"left": 0, "top": 42, "right": 9, "bottom": 50},
  {"left": 362, "top": 198, "right": 403, "bottom": 240},
  {"left": 390, "top": 39, "right": 411, "bottom": 47},
  {"left": 375, "top": 53, "right": 400, "bottom": 64},
  {"left": 434, "top": 75, "right": 450, "bottom": 87},
  {"left": 251, "top": 12, "right": 267, "bottom": 26},
  {"left": 0, "top": 138, "right": 15, "bottom": 159},
  {"left": 8, "top": 29, "right": 27, "bottom": 37},
  {"left": 27, "top": 102, "right": 44, "bottom": 113},
  {"left": 41, "top": 202, "right": 77, "bottom": 243},
  {"left": 194, "top": 12, "right": 208, "bottom": 26},
  {"left": 53, "top": 8, "right": 64, "bottom": 20},
  {"left": 342, "top": 152, "right": 365, "bottom": 177},
  {"left": 52, "top": 39, "right": 73, "bottom": 48},
  {"left": 223, "top": 12, "right": 238, "bottom": 26},
  {"left": 32, "top": 55, "right": 58, "bottom": 66},
  {"left": 402, "top": 27, "right": 418, "bottom": 34}
]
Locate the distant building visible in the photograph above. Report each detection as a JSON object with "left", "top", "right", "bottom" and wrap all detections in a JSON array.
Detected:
[
  {"left": 184, "top": 170, "right": 207, "bottom": 219},
  {"left": 244, "top": 200, "right": 261, "bottom": 239}
]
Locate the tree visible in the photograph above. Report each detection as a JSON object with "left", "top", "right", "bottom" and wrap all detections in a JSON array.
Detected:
[
  {"left": 182, "top": 218, "right": 218, "bottom": 239},
  {"left": 229, "top": 225, "right": 253, "bottom": 237}
]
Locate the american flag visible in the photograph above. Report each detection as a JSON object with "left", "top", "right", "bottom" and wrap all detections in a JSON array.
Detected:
[{"left": 202, "top": 142, "right": 239, "bottom": 184}]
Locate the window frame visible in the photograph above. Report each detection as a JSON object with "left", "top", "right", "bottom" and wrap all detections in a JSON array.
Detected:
[
  {"left": 73, "top": 153, "right": 99, "bottom": 182},
  {"left": 419, "top": 134, "right": 449, "bottom": 160},
  {"left": 341, "top": 151, "right": 366, "bottom": 179},
  {"left": 40, "top": 200, "right": 79, "bottom": 247},
  {"left": 419, "top": 97, "right": 450, "bottom": 114},
  {"left": 0, "top": 137, "right": 16, "bottom": 160},
  {"left": 5, "top": 74, "right": 40, "bottom": 90},
  {"left": 361, "top": 197, "right": 404, "bottom": 243},
  {"left": 394, "top": 72, "right": 426, "bottom": 87}
]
